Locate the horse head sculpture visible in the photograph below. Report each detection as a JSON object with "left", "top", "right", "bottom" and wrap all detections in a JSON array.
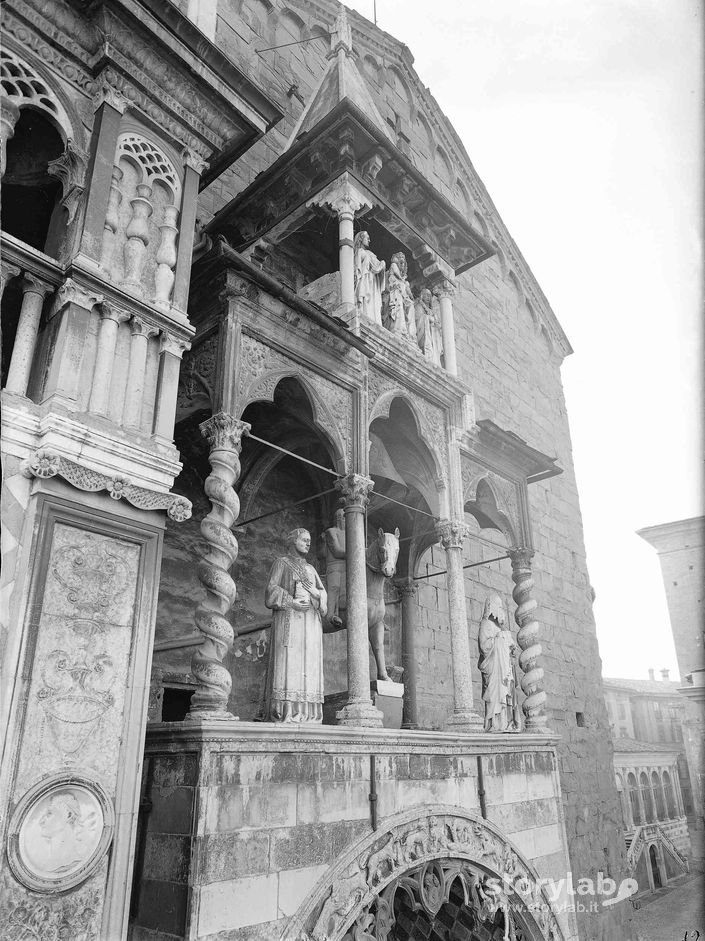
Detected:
[{"left": 366, "top": 527, "right": 400, "bottom": 681}]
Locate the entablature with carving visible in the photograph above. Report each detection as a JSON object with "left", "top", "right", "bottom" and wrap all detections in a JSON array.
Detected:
[
  {"left": 207, "top": 103, "right": 493, "bottom": 278},
  {"left": 5, "top": 0, "right": 282, "bottom": 165}
]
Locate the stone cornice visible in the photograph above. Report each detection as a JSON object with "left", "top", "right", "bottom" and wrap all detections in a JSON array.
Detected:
[
  {"left": 462, "top": 419, "right": 563, "bottom": 484},
  {"left": 5, "top": 0, "right": 282, "bottom": 170},
  {"left": 144, "top": 718, "right": 560, "bottom": 752}
]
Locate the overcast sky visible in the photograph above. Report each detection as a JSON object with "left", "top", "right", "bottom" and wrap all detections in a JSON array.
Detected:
[{"left": 344, "top": 0, "right": 703, "bottom": 680}]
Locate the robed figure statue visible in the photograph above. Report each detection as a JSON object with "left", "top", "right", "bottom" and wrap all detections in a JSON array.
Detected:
[
  {"left": 354, "top": 230, "right": 385, "bottom": 325},
  {"left": 263, "top": 528, "right": 327, "bottom": 723},
  {"left": 478, "top": 593, "right": 521, "bottom": 732}
]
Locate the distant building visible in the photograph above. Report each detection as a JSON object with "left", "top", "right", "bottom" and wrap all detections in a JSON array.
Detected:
[
  {"left": 604, "top": 674, "right": 692, "bottom": 893},
  {"left": 638, "top": 517, "right": 705, "bottom": 846}
]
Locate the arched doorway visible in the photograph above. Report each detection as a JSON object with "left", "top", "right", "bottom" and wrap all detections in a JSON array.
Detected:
[{"left": 648, "top": 845, "right": 662, "bottom": 890}]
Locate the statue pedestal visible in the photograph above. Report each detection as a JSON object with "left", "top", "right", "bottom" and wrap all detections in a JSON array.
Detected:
[
  {"left": 324, "top": 681, "right": 404, "bottom": 729},
  {"left": 371, "top": 680, "right": 404, "bottom": 729}
]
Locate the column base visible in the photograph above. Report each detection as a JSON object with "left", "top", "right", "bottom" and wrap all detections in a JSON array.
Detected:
[
  {"left": 185, "top": 709, "right": 239, "bottom": 722},
  {"left": 336, "top": 699, "right": 384, "bottom": 728},
  {"left": 524, "top": 719, "right": 551, "bottom": 734},
  {"left": 446, "top": 710, "right": 484, "bottom": 732}
]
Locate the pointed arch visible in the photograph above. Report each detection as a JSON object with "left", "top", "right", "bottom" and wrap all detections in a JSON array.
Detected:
[
  {"left": 1, "top": 46, "right": 77, "bottom": 144},
  {"left": 243, "top": 370, "right": 347, "bottom": 473},
  {"left": 463, "top": 473, "right": 519, "bottom": 546}
]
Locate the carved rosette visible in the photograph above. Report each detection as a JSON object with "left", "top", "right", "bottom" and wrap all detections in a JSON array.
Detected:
[
  {"left": 335, "top": 474, "right": 374, "bottom": 509},
  {"left": 435, "top": 518, "right": 469, "bottom": 551},
  {"left": 509, "top": 548, "right": 548, "bottom": 732},
  {"left": 189, "top": 413, "right": 250, "bottom": 718}
]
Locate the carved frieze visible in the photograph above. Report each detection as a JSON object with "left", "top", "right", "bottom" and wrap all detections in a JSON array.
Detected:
[
  {"left": 21, "top": 449, "right": 192, "bottom": 522},
  {"left": 296, "top": 811, "right": 564, "bottom": 941},
  {"left": 177, "top": 331, "right": 219, "bottom": 417}
]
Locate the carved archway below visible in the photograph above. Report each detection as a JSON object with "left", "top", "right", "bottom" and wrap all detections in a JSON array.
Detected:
[{"left": 286, "top": 807, "right": 564, "bottom": 941}]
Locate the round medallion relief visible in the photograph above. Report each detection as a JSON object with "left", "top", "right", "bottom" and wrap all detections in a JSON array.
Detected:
[{"left": 7, "top": 774, "right": 114, "bottom": 893}]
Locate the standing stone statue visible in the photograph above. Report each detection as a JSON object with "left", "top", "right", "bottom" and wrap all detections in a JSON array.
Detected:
[
  {"left": 415, "top": 288, "right": 443, "bottom": 365},
  {"left": 323, "top": 507, "right": 346, "bottom": 623},
  {"left": 354, "top": 230, "right": 386, "bottom": 325},
  {"left": 263, "top": 529, "right": 327, "bottom": 723},
  {"left": 386, "top": 251, "right": 416, "bottom": 340},
  {"left": 478, "top": 593, "right": 521, "bottom": 732}
]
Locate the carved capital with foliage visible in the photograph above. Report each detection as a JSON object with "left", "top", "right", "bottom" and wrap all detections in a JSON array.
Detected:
[
  {"left": 200, "top": 412, "right": 250, "bottom": 452},
  {"left": 435, "top": 518, "right": 469, "bottom": 550},
  {"left": 335, "top": 473, "right": 375, "bottom": 508}
]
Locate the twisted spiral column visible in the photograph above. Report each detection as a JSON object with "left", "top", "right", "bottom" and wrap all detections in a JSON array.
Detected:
[
  {"left": 509, "top": 547, "right": 549, "bottom": 732},
  {"left": 188, "top": 412, "right": 250, "bottom": 719}
]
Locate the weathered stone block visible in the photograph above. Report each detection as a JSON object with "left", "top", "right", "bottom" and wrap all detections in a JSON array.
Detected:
[
  {"left": 199, "top": 830, "right": 270, "bottom": 881},
  {"left": 197, "top": 873, "right": 279, "bottom": 935}
]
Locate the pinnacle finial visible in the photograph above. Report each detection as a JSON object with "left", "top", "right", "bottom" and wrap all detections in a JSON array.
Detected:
[{"left": 332, "top": 5, "right": 353, "bottom": 52}]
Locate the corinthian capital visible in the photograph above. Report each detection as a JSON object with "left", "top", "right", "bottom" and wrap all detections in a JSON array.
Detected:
[
  {"left": 200, "top": 412, "right": 250, "bottom": 452},
  {"left": 335, "top": 473, "right": 375, "bottom": 508},
  {"left": 435, "top": 518, "right": 469, "bottom": 550},
  {"left": 433, "top": 278, "right": 457, "bottom": 300}
]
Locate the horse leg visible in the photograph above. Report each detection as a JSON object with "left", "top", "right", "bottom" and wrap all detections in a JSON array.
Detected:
[{"left": 369, "top": 613, "right": 390, "bottom": 681}]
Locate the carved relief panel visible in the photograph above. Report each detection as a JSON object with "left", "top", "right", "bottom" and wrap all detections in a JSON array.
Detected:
[{"left": 1, "top": 498, "right": 155, "bottom": 937}]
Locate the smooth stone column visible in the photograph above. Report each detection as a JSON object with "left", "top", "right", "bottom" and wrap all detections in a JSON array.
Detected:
[
  {"left": 336, "top": 194, "right": 356, "bottom": 308},
  {"left": 152, "top": 331, "right": 189, "bottom": 441},
  {"left": 5, "top": 274, "right": 53, "bottom": 395},
  {"left": 509, "top": 547, "right": 549, "bottom": 732},
  {"left": 122, "top": 316, "right": 158, "bottom": 429},
  {"left": 434, "top": 279, "right": 458, "bottom": 376},
  {"left": 89, "top": 301, "right": 129, "bottom": 415},
  {"left": 397, "top": 577, "right": 419, "bottom": 729},
  {"left": 335, "top": 473, "right": 383, "bottom": 728},
  {"left": 436, "top": 519, "right": 483, "bottom": 731}
]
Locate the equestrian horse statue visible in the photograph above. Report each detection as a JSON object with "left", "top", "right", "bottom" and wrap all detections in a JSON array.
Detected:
[{"left": 324, "top": 527, "right": 400, "bottom": 682}]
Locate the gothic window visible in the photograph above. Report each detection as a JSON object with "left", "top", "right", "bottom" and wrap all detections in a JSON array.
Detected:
[
  {"left": 627, "top": 772, "right": 641, "bottom": 825},
  {"left": 640, "top": 771, "right": 656, "bottom": 823},
  {"left": 1, "top": 48, "right": 76, "bottom": 259},
  {"left": 663, "top": 770, "right": 677, "bottom": 819},
  {"left": 651, "top": 770, "right": 666, "bottom": 821},
  {"left": 276, "top": 9, "right": 305, "bottom": 63}
]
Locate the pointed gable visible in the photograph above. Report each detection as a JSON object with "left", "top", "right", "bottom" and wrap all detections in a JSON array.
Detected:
[{"left": 286, "top": 7, "right": 394, "bottom": 149}]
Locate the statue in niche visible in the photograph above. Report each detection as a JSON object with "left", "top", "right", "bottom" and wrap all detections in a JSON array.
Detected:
[
  {"left": 354, "top": 230, "right": 386, "bottom": 325},
  {"left": 478, "top": 593, "right": 521, "bottom": 732},
  {"left": 415, "top": 288, "right": 444, "bottom": 365},
  {"left": 263, "top": 529, "right": 327, "bottom": 722},
  {"left": 386, "top": 251, "right": 416, "bottom": 340},
  {"left": 323, "top": 506, "right": 346, "bottom": 624}
]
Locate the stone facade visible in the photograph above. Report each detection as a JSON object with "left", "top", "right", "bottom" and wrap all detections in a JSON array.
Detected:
[{"left": 0, "top": 1, "right": 635, "bottom": 939}]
